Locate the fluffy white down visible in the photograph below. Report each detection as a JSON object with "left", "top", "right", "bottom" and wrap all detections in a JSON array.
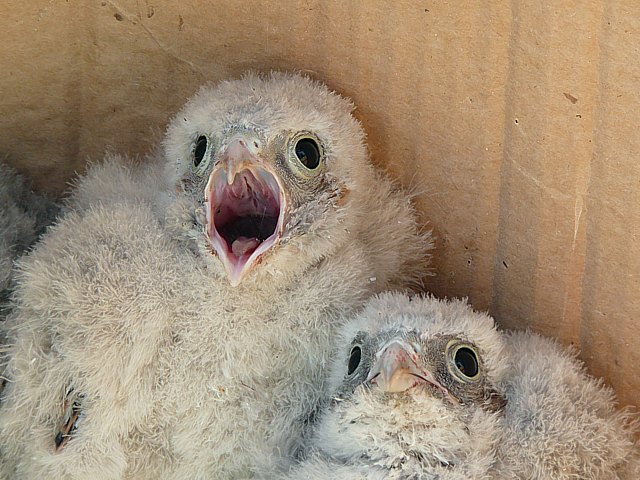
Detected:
[
  {"left": 0, "top": 73, "right": 432, "bottom": 479},
  {"left": 280, "top": 455, "right": 389, "bottom": 480}
]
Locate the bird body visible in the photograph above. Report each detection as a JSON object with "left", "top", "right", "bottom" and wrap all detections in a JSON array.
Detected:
[
  {"left": 0, "top": 73, "right": 432, "bottom": 479},
  {"left": 279, "top": 455, "right": 389, "bottom": 479},
  {"left": 494, "top": 330, "right": 640, "bottom": 479}
]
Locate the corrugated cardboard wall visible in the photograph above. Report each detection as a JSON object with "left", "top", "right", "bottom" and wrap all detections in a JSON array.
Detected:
[{"left": 1, "top": 1, "right": 638, "bottom": 407}]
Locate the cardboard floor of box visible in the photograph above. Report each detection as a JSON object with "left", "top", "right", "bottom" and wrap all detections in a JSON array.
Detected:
[{"left": 1, "top": 1, "right": 639, "bottom": 409}]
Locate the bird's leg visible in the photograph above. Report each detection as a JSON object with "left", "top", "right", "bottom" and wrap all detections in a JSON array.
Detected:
[{"left": 54, "top": 388, "right": 84, "bottom": 453}]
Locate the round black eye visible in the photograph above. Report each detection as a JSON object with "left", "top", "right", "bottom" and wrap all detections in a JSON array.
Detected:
[
  {"left": 193, "top": 135, "right": 208, "bottom": 167},
  {"left": 295, "top": 138, "right": 320, "bottom": 169},
  {"left": 347, "top": 346, "right": 361, "bottom": 375},
  {"left": 454, "top": 347, "right": 479, "bottom": 378}
]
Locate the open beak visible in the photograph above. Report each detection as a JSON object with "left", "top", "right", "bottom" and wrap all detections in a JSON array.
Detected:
[
  {"left": 204, "top": 137, "right": 286, "bottom": 286},
  {"left": 367, "top": 338, "right": 458, "bottom": 403}
]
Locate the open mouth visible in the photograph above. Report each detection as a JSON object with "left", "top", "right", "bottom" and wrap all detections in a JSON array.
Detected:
[{"left": 205, "top": 165, "right": 285, "bottom": 286}]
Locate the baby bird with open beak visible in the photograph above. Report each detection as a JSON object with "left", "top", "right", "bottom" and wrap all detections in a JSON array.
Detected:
[{"left": 0, "top": 73, "right": 432, "bottom": 479}]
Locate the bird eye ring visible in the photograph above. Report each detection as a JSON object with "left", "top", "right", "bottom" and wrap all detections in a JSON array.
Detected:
[
  {"left": 447, "top": 341, "right": 481, "bottom": 382},
  {"left": 192, "top": 135, "right": 212, "bottom": 175},
  {"left": 347, "top": 345, "right": 362, "bottom": 375},
  {"left": 289, "top": 133, "right": 324, "bottom": 176}
]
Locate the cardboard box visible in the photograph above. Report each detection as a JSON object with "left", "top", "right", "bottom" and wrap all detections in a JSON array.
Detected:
[{"left": 1, "top": 1, "right": 638, "bottom": 408}]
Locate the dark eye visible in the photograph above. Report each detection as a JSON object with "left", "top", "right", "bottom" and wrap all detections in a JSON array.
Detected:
[
  {"left": 295, "top": 138, "right": 320, "bottom": 169},
  {"left": 193, "top": 135, "right": 208, "bottom": 167},
  {"left": 347, "top": 346, "right": 361, "bottom": 375},
  {"left": 454, "top": 347, "right": 479, "bottom": 378}
]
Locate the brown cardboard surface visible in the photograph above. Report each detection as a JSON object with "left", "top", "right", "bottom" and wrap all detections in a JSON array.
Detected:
[{"left": 0, "top": 1, "right": 638, "bottom": 408}]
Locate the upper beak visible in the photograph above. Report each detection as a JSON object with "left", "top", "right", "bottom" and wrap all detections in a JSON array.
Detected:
[
  {"left": 221, "top": 137, "right": 259, "bottom": 185},
  {"left": 367, "top": 339, "right": 426, "bottom": 393},
  {"left": 367, "top": 339, "right": 457, "bottom": 405},
  {"left": 204, "top": 135, "right": 286, "bottom": 287}
]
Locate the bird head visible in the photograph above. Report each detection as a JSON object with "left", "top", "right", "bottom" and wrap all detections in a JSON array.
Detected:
[
  {"left": 355, "top": 332, "right": 501, "bottom": 408},
  {"left": 313, "top": 293, "right": 507, "bottom": 472},
  {"left": 162, "top": 72, "right": 370, "bottom": 287}
]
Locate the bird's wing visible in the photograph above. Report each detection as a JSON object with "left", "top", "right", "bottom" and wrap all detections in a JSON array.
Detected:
[
  {"left": 0, "top": 201, "right": 182, "bottom": 477},
  {"left": 496, "top": 330, "right": 639, "bottom": 479}
]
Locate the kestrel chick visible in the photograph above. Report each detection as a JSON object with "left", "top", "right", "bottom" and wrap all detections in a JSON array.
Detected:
[
  {"left": 0, "top": 73, "right": 432, "bottom": 479},
  {"left": 283, "top": 293, "right": 507, "bottom": 479}
]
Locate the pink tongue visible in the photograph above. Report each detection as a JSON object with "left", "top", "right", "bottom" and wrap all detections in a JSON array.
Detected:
[{"left": 231, "top": 236, "right": 261, "bottom": 256}]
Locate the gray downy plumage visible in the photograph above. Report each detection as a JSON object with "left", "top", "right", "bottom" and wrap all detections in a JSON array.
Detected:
[
  {"left": 0, "top": 162, "right": 57, "bottom": 314},
  {"left": 0, "top": 72, "right": 433, "bottom": 479}
]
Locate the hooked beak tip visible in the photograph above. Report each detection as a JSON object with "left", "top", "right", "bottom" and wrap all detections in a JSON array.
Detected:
[
  {"left": 226, "top": 169, "right": 235, "bottom": 186},
  {"left": 369, "top": 340, "right": 421, "bottom": 393},
  {"left": 221, "top": 137, "right": 258, "bottom": 185},
  {"left": 227, "top": 269, "right": 243, "bottom": 287}
]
